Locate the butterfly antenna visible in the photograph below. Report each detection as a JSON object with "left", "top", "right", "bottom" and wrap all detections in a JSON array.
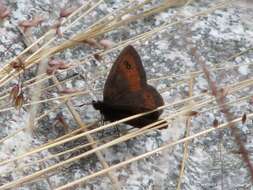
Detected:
[
  {"left": 76, "top": 102, "right": 92, "bottom": 107},
  {"left": 79, "top": 70, "right": 98, "bottom": 101},
  {"left": 76, "top": 72, "right": 99, "bottom": 107}
]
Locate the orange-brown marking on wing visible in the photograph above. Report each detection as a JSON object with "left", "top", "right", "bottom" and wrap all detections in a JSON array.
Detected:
[{"left": 118, "top": 54, "right": 143, "bottom": 91}]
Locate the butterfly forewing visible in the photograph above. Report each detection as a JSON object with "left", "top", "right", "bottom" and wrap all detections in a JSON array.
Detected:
[{"left": 103, "top": 45, "right": 146, "bottom": 104}]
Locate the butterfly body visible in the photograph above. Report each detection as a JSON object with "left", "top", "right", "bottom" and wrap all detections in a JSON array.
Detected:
[{"left": 93, "top": 45, "right": 164, "bottom": 128}]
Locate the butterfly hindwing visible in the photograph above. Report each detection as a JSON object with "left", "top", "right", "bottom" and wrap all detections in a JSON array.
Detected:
[
  {"left": 107, "top": 85, "right": 163, "bottom": 111},
  {"left": 142, "top": 85, "right": 164, "bottom": 111},
  {"left": 100, "top": 86, "right": 164, "bottom": 128}
]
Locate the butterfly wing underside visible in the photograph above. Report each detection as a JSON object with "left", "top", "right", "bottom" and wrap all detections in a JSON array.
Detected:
[
  {"left": 94, "top": 45, "right": 165, "bottom": 128},
  {"left": 103, "top": 45, "right": 164, "bottom": 112}
]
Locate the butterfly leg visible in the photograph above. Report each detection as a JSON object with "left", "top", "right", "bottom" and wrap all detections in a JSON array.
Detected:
[
  {"left": 113, "top": 125, "right": 121, "bottom": 137},
  {"left": 97, "top": 115, "right": 107, "bottom": 138}
]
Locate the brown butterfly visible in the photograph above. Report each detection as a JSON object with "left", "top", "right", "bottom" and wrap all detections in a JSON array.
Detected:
[{"left": 92, "top": 45, "right": 165, "bottom": 128}]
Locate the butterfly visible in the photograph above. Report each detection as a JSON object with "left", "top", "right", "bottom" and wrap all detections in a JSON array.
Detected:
[{"left": 92, "top": 45, "right": 165, "bottom": 128}]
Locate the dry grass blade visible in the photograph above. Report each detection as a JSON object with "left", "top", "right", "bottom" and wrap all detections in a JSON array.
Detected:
[
  {"left": 0, "top": 0, "right": 251, "bottom": 189},
  {"left": 0, "top": 0, "right": 228, "bottom": 88},
  {"left": 51, "top": 76, "right": 121, "bottom": 189},
  {"left": 54, "top": 113, "right": 253, "bottom": 190},
  {"left": 0, "top": 72, "right": 253, "bottom": 164},
  {"left": 176, "top": 75, "right": 194, "bottom": 190},
  {"left": 0, "top": 0, "right": 96, "bottom": 78}
]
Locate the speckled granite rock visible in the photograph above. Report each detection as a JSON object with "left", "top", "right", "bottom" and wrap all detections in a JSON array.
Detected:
[{"left": 0, "top": 0, "right": 253, "bottom": 190}]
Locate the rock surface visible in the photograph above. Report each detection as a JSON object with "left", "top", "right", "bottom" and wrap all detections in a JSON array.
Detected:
[{"left": 0, "top": 0, "right": 252, "bottom": 190}]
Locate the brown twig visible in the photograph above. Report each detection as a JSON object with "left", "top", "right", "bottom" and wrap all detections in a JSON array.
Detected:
[
  {"left": 0, "top": 1, "right": 10, "bottom": 20},
  {"left": 190, "top": 46, "right": 253, "bottom": 181},
  {"left": 18, "top": 16, "right": 44, "bottom": 33}
]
